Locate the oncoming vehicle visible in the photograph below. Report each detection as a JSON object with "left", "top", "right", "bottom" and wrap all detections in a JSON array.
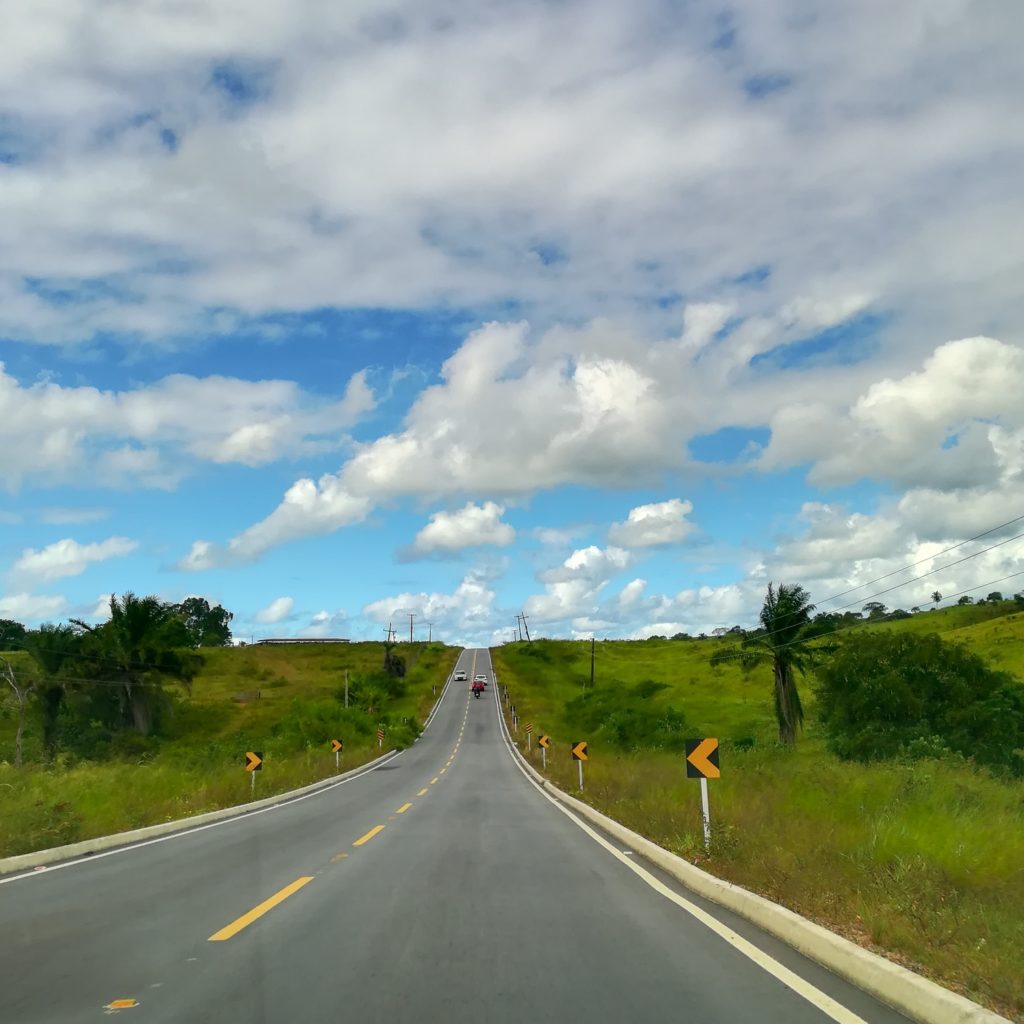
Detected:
[{"left": 454, "top": 669, "right": 467, "bottom": 682}]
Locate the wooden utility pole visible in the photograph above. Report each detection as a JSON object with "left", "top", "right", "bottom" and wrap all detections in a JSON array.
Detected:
[
  {"left": 427, "top": 622, "right": 433, "bottom": 642},
  {"left": 521, "top": 613, "right": 532, "bottom": 643},
  {"left": 590, "top": 636, "right": 595, "bottom": 689},
  {"left": 408, "top": 613, "right": 415, "bottom": 643}
]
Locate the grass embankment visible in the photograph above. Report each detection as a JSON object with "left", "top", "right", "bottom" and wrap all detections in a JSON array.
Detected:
[
  {"left": 0, "top": 642, "right": 458, "bottom": 859},
  {"left": 491, "top": 611, "right": 1024, "bottom": 1020}
]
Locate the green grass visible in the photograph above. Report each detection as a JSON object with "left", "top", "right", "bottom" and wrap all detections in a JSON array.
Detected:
[
  {"left": 492, "top": 612, "right": 1024, "bottom": 1021},
  {"left": 0, "top": 642, "right": 459, "bottom": 858}
]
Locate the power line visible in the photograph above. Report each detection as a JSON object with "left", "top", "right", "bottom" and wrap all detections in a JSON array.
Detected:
[
  {"left": 708, "top": 522, "right": 1024, "bottom": 663},
  {"left": 814, "top": 511, "right": 1024, "bottom": 605},
  {"left": 713, "top": 567, "right": 1024, "bottom": 666}
]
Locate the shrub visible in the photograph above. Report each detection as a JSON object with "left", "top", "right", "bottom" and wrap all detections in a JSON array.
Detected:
[
  {"left": 563, "top": 679, "right": 688, "bottom": 751},
  {"left": 817, "top": 631, "right": 1024, "bottom": 775}
]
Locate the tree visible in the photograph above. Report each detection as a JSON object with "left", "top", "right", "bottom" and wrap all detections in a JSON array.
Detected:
[
  {"left": 73, "top": 593, "right": 198, "bottom": 735},
  {"left": 910, "top": 607, "right": 921, "bottom": 614},
  {"left": 957, "top": 595, "right": 974, "bottom": 606},
  {"left": 987, "top": 592, "right": 1004, "bottom": 604},
  {"left": 742, "top": 583, "right": 817, "bottom": 745},
  {"left": 1, "top": 653, "right": 35, "bottom": 767},
  {"left": 0, "top": 619, "right": 27, "bottom": 651},
  {"left": 175, "top": 597, "right": 233, "bottom": 647},
  {"left": 817, "top": 631, "right": 1024, "bottom": 775},
  {"left": 23, "top": 624, "right": 81, "bottom": 760},
  {"left": 862, "top": 601, "right": 888, "bottom": 619},
  {"left": 932, "top": 591, "right": 942, "bottom": 605}
]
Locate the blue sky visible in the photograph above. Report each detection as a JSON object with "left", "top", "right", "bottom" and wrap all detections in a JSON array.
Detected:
[{"left": 2, "top": 1, "right": 1023, "bottom": 644}]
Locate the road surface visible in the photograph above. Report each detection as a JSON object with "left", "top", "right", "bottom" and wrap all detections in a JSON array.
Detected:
[{"left": 0, "top": 649, "right": 910, "bottom": 1023}]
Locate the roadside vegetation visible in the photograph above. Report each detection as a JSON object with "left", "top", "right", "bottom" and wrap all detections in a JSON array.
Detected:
[
  {"left": 492, "top": 596, "right": 1024, "bottom": 1021},
  {"left": 0, "top": 598, "right": 457, "bottom": 858}
]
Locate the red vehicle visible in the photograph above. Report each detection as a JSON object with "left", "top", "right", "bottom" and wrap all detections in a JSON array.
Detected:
[{"left": 471, "top": 681, "right": 485, "bottom": 698}]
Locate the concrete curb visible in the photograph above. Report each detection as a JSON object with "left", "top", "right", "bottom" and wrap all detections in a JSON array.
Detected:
[
  {"left": 0, "top": 748, "right": 399, "bottom": 876},
  {"left": 492, "top": 676, "right": 1010, "bottom": 1024},
  {"left": 0, "top": 662, "right": 462, "bottom": 878}
]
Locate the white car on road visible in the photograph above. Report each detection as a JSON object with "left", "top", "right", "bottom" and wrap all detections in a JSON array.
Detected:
[{"left": 454, "top": 670, "right": 467, "bottom": 681}]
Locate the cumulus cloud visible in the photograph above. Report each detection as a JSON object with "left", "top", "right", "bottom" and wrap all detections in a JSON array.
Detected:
[
  {"left": 10, "top": 536, "right": 138, "bottom": 585},
  {"left": 2, "top": 0, "right": 1021, "bottom": 358},
  {"left": 0, "top": 592, "right": 68, "bottom": 622},
  {"left": 524, "top": 545, "right": 633, "bottom": 626},
  {"left": 0, "top": 364, "right": 374, "bottom": 489},
  {"left": 412, "top": 502, "right": 514, "bottom": 556},
  {"left": 253, "top": 596, "right": 295, "bottom": 624},
  {"left": 762, "top": 337, "right": 1024, "bottom": 491},
  {"left": 609, "top": 498, "right": 695, "bottom": 548},
  {"left": 362, "top": 568, "right": 498, "bottom": 643}
]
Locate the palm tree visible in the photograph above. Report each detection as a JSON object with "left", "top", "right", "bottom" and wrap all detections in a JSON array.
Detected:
[
  {"left": 73, "top": 593, "right": 197, "bottom": 735},
  {"left": 932, "top": 590, "right": 942, "bottom": 605},
  {"left": 24, "top": 624, "right": 80, "bottom": 760},
  {"left": 742, "top": 583, "right": 816, "bottom": 745}
]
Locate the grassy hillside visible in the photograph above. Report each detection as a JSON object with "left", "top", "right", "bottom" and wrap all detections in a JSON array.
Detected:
[
  {"left": 0, "top": 642, "right": 458, "bottom": 858},
  {"left": 491, "top": 607, "right": 1024, "bottom": 1021}
]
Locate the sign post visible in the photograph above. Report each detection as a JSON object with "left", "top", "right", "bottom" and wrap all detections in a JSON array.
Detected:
[
  {"left": 331, "top": 738, "right": 343, "bottom": 772},
  {"left": 377, "top": 725, "right": 385, "bottom": 750},
  {"left": 685, "top": 738, "right": 720, "bottom": 851},
  {"left": 245, "top": 751, "right": 263, "bottom": 797},
  {"left": 571, "top": 741, "right": 588, "bottom": 791},
  {"left": 525, "top": 722, "right": 533, "bottom": 751},
  {"left": 538, "top": 734, "right": 550, "bottom": 770}
]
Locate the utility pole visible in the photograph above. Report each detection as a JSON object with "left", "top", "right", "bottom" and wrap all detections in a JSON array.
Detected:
[
  {"left": 521, "top": 613, "right": 531, "bottom": 643},
  {"left": 590, "top": 636, "right": 595, "bottom": 689},
  {"left": 344, "top": 668, "right": 349, "bottom": 708},
  {"left": 384, "top": 623, "right": 395, "bottom": 643},
  {"left": 427, "top": 622, "right": 433, "bottom": 643},
  {"left": 408, "top": 612, "right": 415, "bottom": 643}
]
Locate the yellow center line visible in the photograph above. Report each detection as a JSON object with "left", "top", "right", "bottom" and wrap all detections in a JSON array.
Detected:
[
  {"left": 417, "top": 787, "right": 429, "bottom": 796},
  {"left": 331, "top": 853, "right": 348, "bottom": 862},
  {"left": 396, "top": 802, "right": 413, "bottom": 814},
  {"left": 353, "top": 825, "right": 386, "bottom": 847},
  {"left": 440, "top": 767, "right": 447, "bottom": 774},
  {"left": 430, "top": 777, "right": 439, "bottom": 784},
  {"left": 208, "top": 876, "right": 314, "bottom": 941}
]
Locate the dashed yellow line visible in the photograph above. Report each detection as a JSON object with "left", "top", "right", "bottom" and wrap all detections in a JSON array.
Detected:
[
  {"left": 417, "top": 787, "right": 428, "bottom": 796},
  {"left": 208, "top": 876, "right": 314, "bottom": 941},
  {"left": 353, "top": 825, "right": 385, "bottom": 847},
  {"left": 396, "top": 802, "right": 412, "bottom": 814},
  {"left": 440, "top": 768, "right": 447, "bottom": 774},
  {"left": 331, "top": 852, "right": 348, "bottom": 863},
  {"left": 430, "top": 777, "right": 439, "bottom": 785}
]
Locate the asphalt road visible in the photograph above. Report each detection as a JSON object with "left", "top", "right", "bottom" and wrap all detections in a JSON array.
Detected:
[{"left": 0, "top": 648, "right": 912, "bottom": 1024}]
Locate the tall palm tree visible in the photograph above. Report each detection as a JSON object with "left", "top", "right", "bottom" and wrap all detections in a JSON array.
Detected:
[
  {"left": 24, "top": 623, "right": 80, "bottom": 760},
  {"left": 932, "top": 590, "right": 942, "bottom": 605},
  {"left": 73, "top": 593, "right": 197, "bottom": 735},
  {"left": 742, "top": 583, "right": 816, "bottom": 745}
]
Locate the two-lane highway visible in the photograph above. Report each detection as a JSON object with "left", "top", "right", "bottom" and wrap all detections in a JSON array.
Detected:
[{"left": 1, "top": 649, "right": 911, "bottom": 1023}]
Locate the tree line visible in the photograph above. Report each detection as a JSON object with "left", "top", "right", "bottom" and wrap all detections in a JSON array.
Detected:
[
  {"left": 1, "top": 594, "right": 232, "bottom": 766},
  {"left": 718, "top": 582, "right": 1024, "bottom": 776}
]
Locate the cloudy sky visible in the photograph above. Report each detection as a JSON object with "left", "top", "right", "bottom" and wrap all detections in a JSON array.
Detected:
[{"left": 2, "top": 0, "right": 1023, "bottom": 644}]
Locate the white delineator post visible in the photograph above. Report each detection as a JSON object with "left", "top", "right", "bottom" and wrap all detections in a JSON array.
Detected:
[
  {"left": 578, "top": 759, "right": 584, "bottom": 792},
  {"left": 541, "top": 745, "right": 546, "bottom": 770},
  {"left": 251, "top": 770, "right": 256, "bottom": 798},
  {"left": 700, "top": 777, "right": 711, "bottom": 851},
  {"left": 335, "top": 749, "right": 340, "bottom": 773}
]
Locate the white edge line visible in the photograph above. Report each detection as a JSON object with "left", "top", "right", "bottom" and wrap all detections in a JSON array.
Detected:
[
  {"left": 1, "top": 649, "right": 472, "bottom": 888},
  {"left": 487, "top": 650, "right": 869, "bottom": 1024}
]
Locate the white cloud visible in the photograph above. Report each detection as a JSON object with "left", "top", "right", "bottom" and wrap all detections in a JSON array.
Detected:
[
  {"left": 0, "top": 364, "right": 375, "bottom": 489},
  {"left": 10, "top": 536, "right": 137, "bottom": 585},
  {"left": 179, "top": 475, "right": 372, "bottom": 569},
  {"left": 0, "top": 592, "right": 68, "bottom": 622},
  {"left": 362, "top": 568, "right": 498, "bottom": 643},
  {"left": 40, "top": 507, "right": 110, "bottom": 525},
  {"left": 524, "top": 545, "right": 634, "bottom": 626},
  {"left": 413, "top": 501, "right": 514, "bottom": 555},
  {"left": 300, "top": 609, "right": 349, "bottom": 638},
  {"left": 609, "top": 499, "right": 695, "bottom": 548},
  {"left": 253, "top": 596, "right": 294, "bottom": 624},
  {"left": 88, "top": 594, "right": 113, "bottom": 621},
  {"left": 2, "top": 0, "right": 1021, "bottom": 359},
  {"left": 762, "top": 337, "right": 1024, "bottom": 491}
]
